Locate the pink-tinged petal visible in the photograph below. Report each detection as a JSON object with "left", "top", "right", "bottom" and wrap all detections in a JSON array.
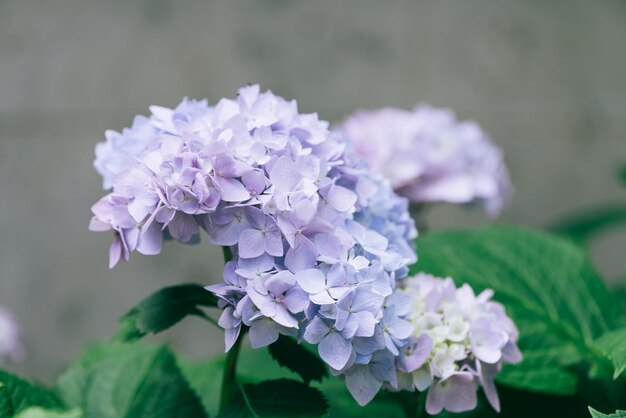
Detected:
[
  {"left": 327, "top": 185, "right": 357, "bottom": 212},
  {"left": 427, "top": 372, "right": 478, "bottom": 414},
  {"left": 296, "top": 269, "right": 327, "bottom": 294},
  {"left": 345, "top": 366, "right": 382, "bottom": 406},
  {"left": 425, "top": 381, "right": 445, "bottom": 415},
  {"left": 238, "top": 229, "right": 265, "bottom": 258},
  {"left": 478, "top": 361, "right": 501, "bottom": 412},
  {"left": 319, "top": 331, "right": 352, "bottom": 370}
]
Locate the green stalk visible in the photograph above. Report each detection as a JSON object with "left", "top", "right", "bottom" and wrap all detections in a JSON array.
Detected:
[
  {"left": 219, "top": 332, "right": 244, "bottom": 412},
  {"left": 218, "top": 244, "right": 241, "bottom": 413}
]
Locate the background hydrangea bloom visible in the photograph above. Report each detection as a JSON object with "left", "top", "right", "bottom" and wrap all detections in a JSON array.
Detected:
[
  {"left": 395, "top": 273, "right": 522, "bottom": 414},
  {"left": 336, "top": 105, "right": 512, "bottom": 216},
  {"left": 0, "top": 306, "right": 23, "bottom": 365},
  {"left": 89, "top": 85, "right": 419, "bottom": 403}
]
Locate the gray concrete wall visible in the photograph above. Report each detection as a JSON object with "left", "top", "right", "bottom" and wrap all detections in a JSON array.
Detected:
[{"left": 1, "top": 0, "right": 625, "bottom": 382}]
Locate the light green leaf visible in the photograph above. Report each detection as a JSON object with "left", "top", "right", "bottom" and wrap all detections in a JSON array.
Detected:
[
  {"left": 14, "top": 407, "right": 82, "bottom": 418},
  {"left": 589, "top": 407, "right": 626, "bottom": 417},
  {"left": 218, "top": 379, "right": 328, "bottom": 418},
  {"left": 595, "top": 328, "right": 626, "bottom": 379},
  {"left": 412, "top": 226, "right": 619, "bottom": 395},
  {"left": 178, "top": 356, "right": 225, "bottom": 418},
  {"left": 0, "top": 371, "right": 64, "bottom": 416},
  {"left": 116, "top": 283, "right": 218, "bottom": 341},
  {"left": 57, "top": 343, "right": 207, "bottom": 418}
]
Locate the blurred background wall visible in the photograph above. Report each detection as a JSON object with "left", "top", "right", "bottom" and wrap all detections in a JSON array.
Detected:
[{"left": 1, "top": 0, "right": 625, "bottom": 382}]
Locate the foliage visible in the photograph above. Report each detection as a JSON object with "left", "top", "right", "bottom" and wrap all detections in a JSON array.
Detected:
[
  {"left": 4, "top": 226, "right": 626, "bottom": 417},
  {"left": 412, "top": 225, "right": 620, "bottom": 397},
  {"left": 217, "top": 379, "right": 328, "bottom": 418},
  {"left": 595, "top": 328, "right": 626, "bottom": 379},
  {"left": 56, "top": 343, "right": 207, "bottom": 418},
  {"left": 267, "top": 336, "right": 328, "bottom": 384},
  {"left": 0, "top": 371, "right": 64, "bottom": 417},
  {"left": 589, "top": 407, "right": 626, "bottom": 418},
  {"left": 115, "top": 283, "right": 217, "bottom": 341}
]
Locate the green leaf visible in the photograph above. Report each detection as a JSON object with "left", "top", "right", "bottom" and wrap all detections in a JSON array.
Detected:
[
  {"left": 218, "top": 379, "right": 328, "bottom": 418},
  {"left": 0, "top": 370, "right": 64, "bottom": 416},
  {"left": 14, "top": 408, "right": 82, "bottom": 418},
  {"left": 267, "top": 336, "right": 328, "bottom": 384},
  {"left": 595, "top": 328, "right": 626, "bottom": 379},
  {"left": 116, "top": 283, "right": 218, "bottom": 341},
  {"left": 550, "top": 204, "right": 626, "bottom": 245},
  {"left": 589, "top": 407, "right": 626, "bottom": 418},
  {"left": 178, "top": 356, "right": 225, "bottom": 418},
  {"left": 57, "top": 343, "right": 207, "bottom": 418},
  {"left": 314, "top": 378, "right": 405, "bottom": 418},
  {"left": 412, "top": 225, "right": 619, "bottom": 395}
]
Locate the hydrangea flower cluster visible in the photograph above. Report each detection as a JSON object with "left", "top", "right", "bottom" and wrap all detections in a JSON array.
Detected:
[
  {"left": 394, "top": 273, "right": 521, "bottom": 414},
  {"left": 0, "top": 306, "right": 23, "bottom": 365},
  {"left": 336, "top": 105, "right": 512, "bottom": 216},
  {"left": 89, "top": 86, "right": 419, "bottom": 402}
]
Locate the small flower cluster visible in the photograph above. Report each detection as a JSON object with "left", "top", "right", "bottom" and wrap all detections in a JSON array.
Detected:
[
  {"left": 393, "top": 273, "right": 521, "bottom": 414},
  {"left": 90, "top": 86, "right": 418, "bottom": 401},
  {"left": 0, "top": 306, "right": 23, "bottom": 365},
  {"left": 337, "top": 105, "right": 512, "bottom": 216}
]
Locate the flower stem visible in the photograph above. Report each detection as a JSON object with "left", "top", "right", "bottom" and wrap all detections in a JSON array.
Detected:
[
  {"left": 218, "top": 332, "right": 244, "bottom": 412},
  {"left": 218, "top": 244, "right": 239, "bottom": 413}
]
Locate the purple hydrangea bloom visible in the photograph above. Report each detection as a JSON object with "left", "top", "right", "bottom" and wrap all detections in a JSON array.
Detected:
[
  {"left": 90, "top": 85, "right": 419, "bottom": 404},
  {"left": 0, "top": 306, "right": 23, "bottom": 365},
  {"left": 395, "top": 273, "right": 521, "bottom": 414},
  {"left": 336, "top": 105, "right": 512, "bottom": 216}
]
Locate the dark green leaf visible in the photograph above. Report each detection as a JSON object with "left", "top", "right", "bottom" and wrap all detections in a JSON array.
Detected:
[
  {"left": 412, "top": 225, "right": 619, "bottom": 395},
  {"left": 218, "top": 379, "right": 328, "bottom": 418},
  {"left": 314, "top": 378, "right": 405, "bottom": 418},
  {"left": 550, "top": 204, "right": 626, "bottom": 245},
  {"left": 14, "top": 408, "right": 82, "bottom": 418},
  {"left": 116, "top": 283, "right": 218, "bottom": 341},
  {"left": 434, "top": 385, "right": 591, "bottom": 418},
  {"left": 267, "top": 336, "right": 328, "bottom": 384},
  {"left": 589, "top": 407, "right": 626, "bottom": 418},
  {"left": 56, "top": 343, "right": 207, "bottom": 418},
  {"left": 595, "top": 328, "right": 626, "bottom": 379},
  {"left": 0, "top": 370, "right": 64, "bottom": 416}
]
